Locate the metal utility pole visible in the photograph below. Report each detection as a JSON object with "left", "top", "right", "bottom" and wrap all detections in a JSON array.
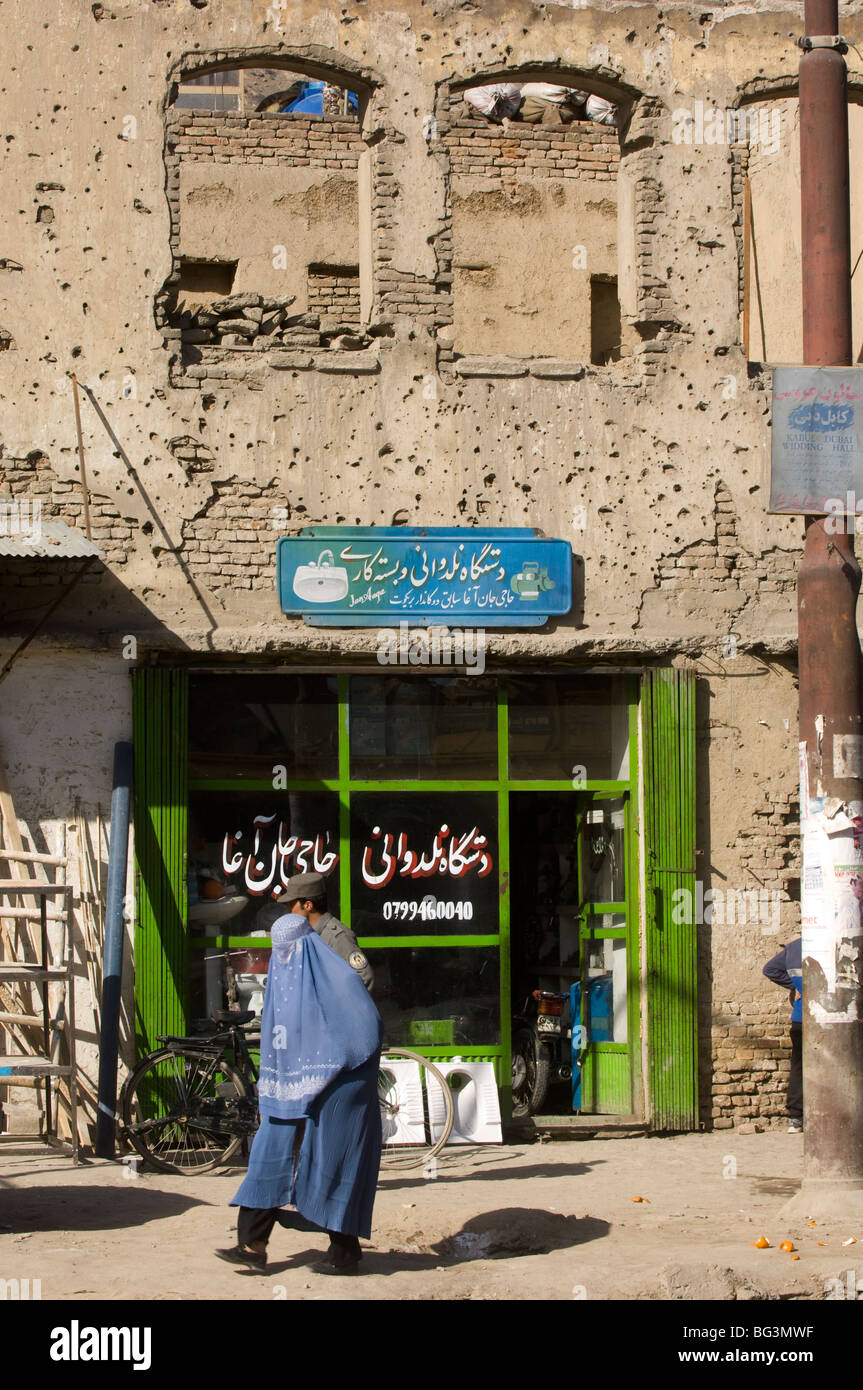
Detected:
[{"left": 792, "top": 0, "right": 863, "bottom": 1217}]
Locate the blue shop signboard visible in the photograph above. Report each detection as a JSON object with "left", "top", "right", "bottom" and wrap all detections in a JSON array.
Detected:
[{"left": 277, "top": 527, "right": 573, "bottom": 627}]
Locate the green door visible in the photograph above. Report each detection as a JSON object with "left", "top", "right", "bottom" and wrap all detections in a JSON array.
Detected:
[
  {"left": 643, "top": 667, "right": 698, "bottom": 1130},
  {"left": 574, "top": 792, "right": 638, "bottom": 1114},
  {"left": 132, "top": 667, "right": 189, "bottom": 1056}
]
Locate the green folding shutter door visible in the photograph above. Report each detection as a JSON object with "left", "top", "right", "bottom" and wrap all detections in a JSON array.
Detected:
[
  {"left": 133, "top": 668, "right": 189, "bottom": 1057},
  {"left": 643, "top": 667, "right": 697, "bottom": 1130}
]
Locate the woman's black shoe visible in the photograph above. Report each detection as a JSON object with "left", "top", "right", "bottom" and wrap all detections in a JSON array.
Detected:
[
  {"left": 215, "top": 1245, "right": 267, "bottom": 1272},
  {"left": 311, "top": 1238, "right": 362, "bottom": 1275}
]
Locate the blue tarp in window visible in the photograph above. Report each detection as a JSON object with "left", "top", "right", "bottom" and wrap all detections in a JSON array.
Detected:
[{"left": 282, "top": 82, "right": 358, "bottom": 114}]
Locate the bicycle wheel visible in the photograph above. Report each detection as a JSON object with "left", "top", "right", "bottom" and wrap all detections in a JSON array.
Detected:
[
  {"left": 121, "top": 1047, "right": 254, "bottom": 1175},
  {"left": 378, "top": 1047, "right": 455, "bottom": 1170}
]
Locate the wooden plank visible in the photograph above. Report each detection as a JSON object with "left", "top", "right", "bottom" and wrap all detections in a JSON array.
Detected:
[
  {"left": 0, "top": 908, "right": 63, "bottom": 920},
  {"left": 0, "top": 850, "right": 65, "bottom": 866},
  {"left": 0, "top": 880, "right": 68, "bottom": 893},
  {"left": 0, "top": 967, "right": 68, "bottom": 981}
]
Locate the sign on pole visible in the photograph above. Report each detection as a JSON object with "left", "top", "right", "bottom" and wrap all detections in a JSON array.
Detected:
[{"left": 770, "top": 366, "right": 863, "bottom": 515}]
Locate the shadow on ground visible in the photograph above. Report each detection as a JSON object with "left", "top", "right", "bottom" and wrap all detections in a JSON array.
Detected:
[
  {"left": 238, "top": 1207, "right": 612, "bottom": 1278},
  {"left": 746, "top": 1177, "right": 801, "bottom": 1198},
  {"left": 0, "top": 1184, "right": 211, "bottom": 1232},
  {"left": 378, "top": 1159, "right": 603, "bottom": 1189}
]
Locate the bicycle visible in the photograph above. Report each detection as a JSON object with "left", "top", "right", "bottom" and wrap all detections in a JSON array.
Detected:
[{"left": 120, "top": 1010, "right": 454, "bottom": 1176}]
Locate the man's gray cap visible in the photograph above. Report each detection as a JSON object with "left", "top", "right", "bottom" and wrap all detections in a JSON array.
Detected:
[{"left": 277, "top": 871, "right": 327, "bottom": 904}]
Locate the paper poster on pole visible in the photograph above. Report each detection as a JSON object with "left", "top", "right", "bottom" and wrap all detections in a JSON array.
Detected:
[{"left": 770, "top": 366, "right": 863, "bottom": 514}]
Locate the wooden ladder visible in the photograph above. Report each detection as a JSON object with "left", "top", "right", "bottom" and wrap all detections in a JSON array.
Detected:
[{"left": 0, "top": 843, "right": 79, "bottom": 1162}]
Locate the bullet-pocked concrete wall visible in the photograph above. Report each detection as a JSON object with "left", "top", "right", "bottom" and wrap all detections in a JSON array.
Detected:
[{"left": 3, "top": 0, "right": 863, "bottom": 1140}]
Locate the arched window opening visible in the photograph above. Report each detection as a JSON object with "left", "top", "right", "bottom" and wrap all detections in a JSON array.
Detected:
[
  {"left": 161, "top": 63, "right": 368, "bottom": 379},
  {"left": 442, "top": 76, "right": 632, "bottom": 368},
  {"left": 738, "top": 91, "right": 863, "bottom": 364}
]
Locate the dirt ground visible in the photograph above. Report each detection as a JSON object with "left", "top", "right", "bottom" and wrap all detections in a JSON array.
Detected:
[{"left": 0, "top": 1130, "right": 859, "bottom": 1301}]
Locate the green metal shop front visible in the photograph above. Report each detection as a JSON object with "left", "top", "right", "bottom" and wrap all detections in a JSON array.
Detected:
[{"left": 133, "top": 668, "right": 697, "bottom": 1128}]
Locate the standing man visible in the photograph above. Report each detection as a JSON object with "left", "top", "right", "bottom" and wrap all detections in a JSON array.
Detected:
[
  {"left": 763, "top": 937, "right": 802, "bottom": 1132},
  {"left": 256, "top": 871, "right": 374, "bottom": 992}
]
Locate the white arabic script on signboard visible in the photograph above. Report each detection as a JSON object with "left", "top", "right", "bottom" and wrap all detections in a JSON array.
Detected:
[
  {"left": 221, "top": 815, "right": 339, "bottom": 897},
  {"left": 361, "top": 824, "right": 493, "bottom": 888}
]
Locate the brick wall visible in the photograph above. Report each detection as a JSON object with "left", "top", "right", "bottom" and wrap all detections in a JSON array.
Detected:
[
  {"left": 166, "top": 110, "right": 362, "bottom": 170},
  {"left": 443, "top": 119, "right": 619, "bottom": 181},
  {"left": 656, "top": 481, "right": 797, "bottom": 598},
  {"left": 180, "top": 479, "right": 287, "bottom": 593},
  {"left": 0, "top": 452, "right": 135, "bottom": 573},
  {"left": 308, "top": 266, "right": 361, "bottom": 327}
]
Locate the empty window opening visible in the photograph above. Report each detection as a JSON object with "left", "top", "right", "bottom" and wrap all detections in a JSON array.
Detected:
[
  {"left": 175, "top": 71, "right": 242, "bottom": 113},
  {"left": 176, "top": 259, "right": 237, "bottom": 310},
  {"left": 447, "top": 79, "right": 622, "bottom": 361},
  {"left": 591, "top": 275, "right": 622, "bottom": 365},
  {"left": 461, "top": 82, "right": 618, "bottom": 130},
  {"left": 741, "top": 96, "right": 863, "bottom": 364},
  {"left": 162, "top": 71, "right": 365, "bottom": 363},
  {"left": 172, "top": 68, "right": 359, "bottom": 119}
]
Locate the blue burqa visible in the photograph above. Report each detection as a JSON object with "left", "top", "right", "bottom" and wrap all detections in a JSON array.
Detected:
[{"left": 230, "top": 914, "right": 383, "bottom": 1238}]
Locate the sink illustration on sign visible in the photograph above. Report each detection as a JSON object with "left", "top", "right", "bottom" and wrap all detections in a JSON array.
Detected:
[
  {"left": 510, "top": 563, "right": 555, "bottom": 600},
  {"left": 292, "top": 549, "right": 350, "bottom": 603}
]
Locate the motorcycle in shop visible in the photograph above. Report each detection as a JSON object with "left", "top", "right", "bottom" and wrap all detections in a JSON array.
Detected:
[{"left": 510, "top": 987, "right": 572, "bottom": 1117}]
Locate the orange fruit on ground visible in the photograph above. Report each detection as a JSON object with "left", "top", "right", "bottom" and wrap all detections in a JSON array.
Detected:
[
  {"left": 751, "top": 1236, "right": 770, "bottom": 1248},
  {"left": 779, "top": 1241, "right": 795, "bottom": 1252}
]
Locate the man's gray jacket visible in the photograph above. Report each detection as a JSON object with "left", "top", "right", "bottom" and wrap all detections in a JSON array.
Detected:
[{"left": 255, "top": 902, "right": 374, "bottom": 991}]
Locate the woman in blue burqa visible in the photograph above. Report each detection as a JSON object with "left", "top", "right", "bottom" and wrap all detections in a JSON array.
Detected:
[{"left": 216, "top": 913, "right": 383, "bottom": 1275}]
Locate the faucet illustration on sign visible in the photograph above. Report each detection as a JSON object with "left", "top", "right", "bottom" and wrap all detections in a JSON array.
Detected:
[
  {"left": 510, "top": 563, "right": 554, "bottom": 600},
  {"left": 292, "top": 549, "right": 350, "bottom": 603}
]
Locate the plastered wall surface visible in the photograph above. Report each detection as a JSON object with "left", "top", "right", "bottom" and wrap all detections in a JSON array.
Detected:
[{"left": 3, "top": 0, "right": 863, "bottom": 1135}]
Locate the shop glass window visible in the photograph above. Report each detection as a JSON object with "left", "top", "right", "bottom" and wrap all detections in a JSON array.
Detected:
[
  {"left": 580, "top": 924, "right": 628, "bottom": 1043},
  {"left": 189, "top": 788, "right": 340, "bottom": 922},
  {"left": 189, "top": 674, "right": 338, "bottom": 779},
  {"left": 580, "top": 798, "right": 627, "bottom": 902},
  {"left": 349, "top": 791, "right": 498, "bottom": 937},
  {"left": 349, "top": 675, "right": 498, "bottom": 781},
  {"left": 373, "top": 946, "right": 500, "bottom": 1047},
  {"left": 508, "top": 674, "right": 630, "bottom": 781},
  {"left": 187, "top": 789, "right": 341, "bottom": 1019}
]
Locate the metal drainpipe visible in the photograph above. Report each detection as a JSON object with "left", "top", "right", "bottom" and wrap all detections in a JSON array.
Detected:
[
  {"left": 95, "top": 743, "right": 133, "bottom": 1159},
  {"left": 795, "top": 0, "right": 863, "bottom": 1210}
]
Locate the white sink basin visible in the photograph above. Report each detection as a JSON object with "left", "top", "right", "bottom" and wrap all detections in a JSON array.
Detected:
[{"left": 189, "top": 895, "right": 249, "bottom": 927}]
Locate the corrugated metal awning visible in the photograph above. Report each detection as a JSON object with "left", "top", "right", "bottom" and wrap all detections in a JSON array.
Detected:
[{"left": 0, "top": 520, "right": 101, "bottom": 560}]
